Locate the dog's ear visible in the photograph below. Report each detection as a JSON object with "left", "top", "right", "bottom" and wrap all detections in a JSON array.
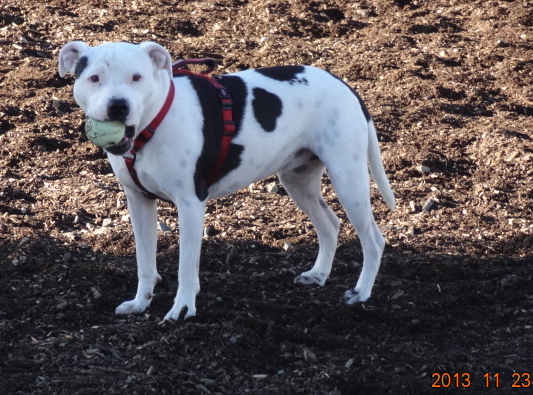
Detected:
[
  {"left": 139, "top": 42, "right": 172, "bottom": 76},
  {"left": 58, "top": 41, "right": 90, "bottom": 77}
]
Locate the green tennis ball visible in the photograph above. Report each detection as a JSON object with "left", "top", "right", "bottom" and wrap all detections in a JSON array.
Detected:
[{"left": 85, "top": 119, "right": 126, "bottom": 148}]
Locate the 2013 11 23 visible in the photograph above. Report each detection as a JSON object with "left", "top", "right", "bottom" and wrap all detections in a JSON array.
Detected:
[{"left": 431, "top": 372, "right": 531, "bottom": 388}]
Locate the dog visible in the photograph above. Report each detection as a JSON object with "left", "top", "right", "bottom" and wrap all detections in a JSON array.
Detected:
[{"left": 58, "top": 41, "right": 395, "bottom": 320}]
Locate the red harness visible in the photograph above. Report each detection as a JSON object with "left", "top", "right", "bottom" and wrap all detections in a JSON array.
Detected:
[{"left": 123, "top": 59, "right": 235, "bottom": 200}]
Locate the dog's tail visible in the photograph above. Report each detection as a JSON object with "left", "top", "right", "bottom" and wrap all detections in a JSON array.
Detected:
[{"left": 367, "top": 120, "right": 396, "bottom": 211}]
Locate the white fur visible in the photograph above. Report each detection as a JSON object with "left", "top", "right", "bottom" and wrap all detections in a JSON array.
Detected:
[{"left": 59, "top": 41, "right": 395, "bottom": 320}]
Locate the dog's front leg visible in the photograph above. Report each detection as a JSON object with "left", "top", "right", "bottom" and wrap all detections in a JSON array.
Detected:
[
  {"left": 115, "top": 189, "right": 161, "bottom": 315},
  {"left": 163, "top": 198, "right": 206, "bottom": 321}
]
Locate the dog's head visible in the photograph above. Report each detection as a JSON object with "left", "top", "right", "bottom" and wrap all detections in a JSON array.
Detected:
[{"left": 59, "top": 41, "right": 172, "bottom": 155}]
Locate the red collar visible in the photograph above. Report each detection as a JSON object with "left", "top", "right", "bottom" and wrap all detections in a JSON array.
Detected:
[
  {"left": 131, "top": 80, "right": 175, "bottom": 156},
  {"left": 123, "top": 80, "right": 175, "bottom": 200}
]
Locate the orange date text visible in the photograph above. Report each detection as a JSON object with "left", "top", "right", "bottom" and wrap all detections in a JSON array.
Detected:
[{"left": 431, "top": 372, "right": 531, "bottom": 388}]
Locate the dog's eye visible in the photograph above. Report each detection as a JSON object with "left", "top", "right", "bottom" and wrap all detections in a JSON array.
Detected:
[
  {"left": 89, "top": 75, "right": 100, "bottom": 83},
  {"left": 132, "top": 74, "right": 142, "bottom": 82}
]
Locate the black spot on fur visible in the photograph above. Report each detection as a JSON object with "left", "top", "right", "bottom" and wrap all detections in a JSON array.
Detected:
[
  {"left": 186, "top": 75, "right": 223, "bottom": 200},
  {"left": 187, "top": 74, "right": 245, "bottom": 200},
  {"left": 252, "top": 88, "right": 282, "bottom": 132},
  {"left": 328, "top": 72, "right": 371, "bottom": 122},
  {"left": 75, "top": 56, "right": 88, "bottom": 78},
  {"left": 352, "top": 90, "right": 371, "bottom": 122},
  {"left": 256, "top": 66, "right": 307, "bottom": 84}
]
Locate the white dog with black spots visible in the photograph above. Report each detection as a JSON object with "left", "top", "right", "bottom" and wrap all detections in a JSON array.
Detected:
[{"left": 59, "top": 41, "right": 395, "bottom": 320}]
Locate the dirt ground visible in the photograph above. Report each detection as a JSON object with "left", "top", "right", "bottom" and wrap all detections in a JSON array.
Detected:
[{"left": 1, "top": 0, "right": 532, "bottom": 393}]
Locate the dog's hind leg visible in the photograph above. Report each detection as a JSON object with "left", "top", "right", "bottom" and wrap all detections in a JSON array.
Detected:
[
  {"left": 278, "top": 160, "right": 340, "bottom": 286},
  {"left": 326, "top": 157, "right": 386, "bottom": 304}
]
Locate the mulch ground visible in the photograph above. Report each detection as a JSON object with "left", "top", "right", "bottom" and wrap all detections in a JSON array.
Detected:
[{"left": 1, "top": 0, "right": 532, "bottom": 393}]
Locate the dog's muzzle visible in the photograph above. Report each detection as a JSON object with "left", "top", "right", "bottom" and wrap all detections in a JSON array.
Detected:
[
  {"left": 104, "top": 125, "right": 135, "bottom": 155},
  {"left": 107, "top": 98, "right": 130, "bottom": 124}
]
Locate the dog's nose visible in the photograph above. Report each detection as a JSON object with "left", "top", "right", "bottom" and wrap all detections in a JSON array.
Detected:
[{"left": 107, "top": 98, "right": 129, "bottom": 123}]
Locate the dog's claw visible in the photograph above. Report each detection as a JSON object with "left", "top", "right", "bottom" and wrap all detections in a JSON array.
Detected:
[
  {"left": 164, "top": 305, "right": 196, "bottom": 321},
  {"left": 341, "top": 288, "right": 369, "bottom": 305},
  {"left": 163, "top": 306, "right": 191, "bottom": 322},
  {"left": 164, "top": 290, "right": 197, "bottom": 321},
  {"left": 294, "top": 271, "right": 327, "bottom": 286}
]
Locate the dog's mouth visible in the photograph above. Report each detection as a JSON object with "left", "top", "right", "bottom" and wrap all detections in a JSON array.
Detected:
[{"left": 104, "top": 125, "right": 136, "bottom": 156}]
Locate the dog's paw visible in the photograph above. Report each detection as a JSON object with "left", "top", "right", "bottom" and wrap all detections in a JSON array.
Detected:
[
  {"left": 163, "top": 305, "right": 196, "bottom": 321},
  {"left": 294, "top": 271, "right": 327, "bottom": 286},
  {"left": 164, "top": 304, "right": 196, "bottom": 321},
  {"left": 341, "top": 288, "right": 370, "bottom": 305},
  {"left": 163, "top": 290, "right": 197, "bottom": 321},
  {"left": 115, "top": 298, "right": 150, "bottom": 315}
]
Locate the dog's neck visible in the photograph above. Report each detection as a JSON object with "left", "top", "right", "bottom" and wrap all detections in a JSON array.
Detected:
[{"left": 136, "top": 69, "right": 172, "bottom": 137}]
